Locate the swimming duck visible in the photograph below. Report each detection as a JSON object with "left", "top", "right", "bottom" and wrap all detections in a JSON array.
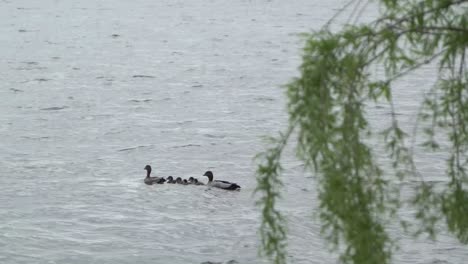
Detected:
[
  {"left": 143, "top": 165, "right": 166, "bottom": 185},
  {"left": 202, "top": 171, "right": 240, "bottom": 190},
  {"left": 166, "top": 176, "right": 176, "bottom": 184}
]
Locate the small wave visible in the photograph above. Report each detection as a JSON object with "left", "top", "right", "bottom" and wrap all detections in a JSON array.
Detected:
[
  {"left": 18, "top": 29, "right": 39, "bottom": 33},
  {"left": 15, "top": 66, "right": 47, "bottom": 71},
  {"left": 20, "top": 136, "right": 50, "bottom": 140},
  {"left": 34, "top": 78, "right": 51, "bottom": 82},
  {"left": 40, "top": 106, "right": 68, "bottom": 111},
  {"left": 171, "top": 144, "right": 202, "bottom": 149},
  {"left": 17, "top": 7, "right": 40, "bottom": 10},
  {"left": 200, "top": 259, "right": 238, "bottom": 264},
  {"left": 254, "top": 96, "right": 275, "bottom": 102},
  {"left": 129, "top": 99, "right": 152, "bottom": 103},
  {"left": 22, "top": 61, "right": 39, "bottom": 65},
  {"left": 177, "top": 120, "right": 192, "bottom": 125},
  {"left": 430, "top": 260, "right": 449, "bottom": 264},
  {"left": 383, "top": 111, "right": 403, "bottom": 116},
  {"left": 132, "top": 75, "right": 155, "bottom": 78},
  {"left": 45, "top": 40, "right": 59, "bottom": 45},
  {"left": 118, "top": 145, "right": 152, "bottom": 152},
  {"left": 204, "top": 134, "right": 225, "bottom": 139}
]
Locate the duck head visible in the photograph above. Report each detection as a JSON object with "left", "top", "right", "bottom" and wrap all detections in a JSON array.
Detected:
[
  {"left": 175, "top": 177, "right": 182, "bottom": 184},
  {"left": 167, "top": 176, "right": 174, "bottom": 182},
  {"left": 144, "top": 165, "right": 152, "bottom": 177},
  {"left": 188, "top": 177, "right": 194, "bottom": 183},
  {"left": 203, "top": 171, "right": 214, "bottom": 182},
  {"left": 183, "top": 179, "right": 188, "bottom": 185}
]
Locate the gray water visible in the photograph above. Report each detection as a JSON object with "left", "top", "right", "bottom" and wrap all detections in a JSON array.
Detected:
[{"left": 1, "top": 0, "right": 467, "bottom": 263}]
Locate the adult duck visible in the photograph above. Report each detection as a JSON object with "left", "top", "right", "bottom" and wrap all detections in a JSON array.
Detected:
[
  {"left": 202, "top": 171, "right": 240, "bottom": 190},
  {"left": 143, "top": 165, "right": 166, "bottom": 185}
]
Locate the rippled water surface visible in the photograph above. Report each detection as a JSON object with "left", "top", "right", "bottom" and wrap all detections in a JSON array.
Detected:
[{"left": 1, "top": 0, "right": 467, "bottom": 263}]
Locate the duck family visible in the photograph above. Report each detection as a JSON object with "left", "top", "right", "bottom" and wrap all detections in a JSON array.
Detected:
[{"left": 142, "top": 165, "right": 240, "bottom": 191}]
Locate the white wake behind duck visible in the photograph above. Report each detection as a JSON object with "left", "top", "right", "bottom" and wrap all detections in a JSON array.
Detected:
[{"left": 202, "top": 171, "right": 240, "bottom": 190}]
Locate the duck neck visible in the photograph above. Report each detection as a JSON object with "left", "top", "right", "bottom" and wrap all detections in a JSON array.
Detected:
[
  {"left": 206, "top": 175, "right": 213, "bottom": 182},
  {"left": 146, "top": 170, "right": 151, "bottom": 178}
]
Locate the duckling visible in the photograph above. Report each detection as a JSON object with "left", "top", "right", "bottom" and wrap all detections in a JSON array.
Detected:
[
  {"left": 143, "top": 165, "right": 166, "bottom": 185},
  {"left": 166, "top": 176, "right": 176, "bottom": 184},
  {"left": 175, "top": 177, "right": 183, "bottom": 184},
  {"left": 193, "top": 178, "right": 205, "bottom": 185},
  {"left": 188, "top": 177, "right": 204, "bottom": 185},
  {"left": 188, "top": 177, "right": 195, "bottom": 184},
  {"left": 182, "top": 179, "right": 189, "bottom": 185},
  {"left": 202, "top": 171, "right": 240, "bottom": 190}
]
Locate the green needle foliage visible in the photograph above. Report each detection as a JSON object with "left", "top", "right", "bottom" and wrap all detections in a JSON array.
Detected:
[{"left": 255, "top": 0, "right": 468, "bottom": 263}]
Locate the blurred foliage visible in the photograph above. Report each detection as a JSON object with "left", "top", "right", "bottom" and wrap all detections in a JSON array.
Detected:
[{"left": 255, "top": 0, "right": 468, "bottom": 263}]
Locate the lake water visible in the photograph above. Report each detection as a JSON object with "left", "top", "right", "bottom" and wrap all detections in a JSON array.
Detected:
[{"left": 1, "top": 0, "right": 467, "bottom": 263}]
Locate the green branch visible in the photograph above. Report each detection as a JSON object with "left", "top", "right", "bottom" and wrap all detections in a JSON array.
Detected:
[
  {"left": 256, "top": 0, "right": 468, "bottom": 263},
  {"left": 255, "top": 125, "right": 295, "bottom": 264}
]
